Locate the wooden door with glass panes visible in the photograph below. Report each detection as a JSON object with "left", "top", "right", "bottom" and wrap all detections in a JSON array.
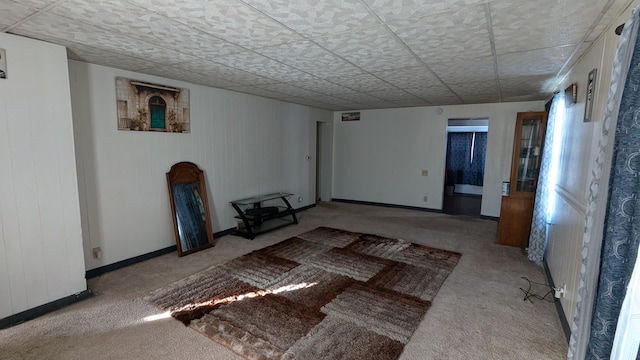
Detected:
[{"left": 498, "top": 111, "right": 547, "bottom": 248}]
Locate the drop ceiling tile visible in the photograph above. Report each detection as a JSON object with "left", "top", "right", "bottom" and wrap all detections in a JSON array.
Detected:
[
  {"left": 9, "top": 31, "right": 163, "bottom": 72},
  {"left": 13, "top": 29, "right": 161, "bottom": 72},
  {"left": 391, "top": 98, "right": 433, "bottom": 107},
  {"left": 255, "top": 83, "right": 323, "bottom": 98},
  {"left": 308, "top": 94, "right": 367, "bottom": 109},
  {"left": 363, "top": 0, "right": 484, "bottom": 22},
  {"left": 1, "top": 1, "right": 37, "bottom": 26},
  {"left": 372, "top": 66, "right": 441, "bottom": 88},
  {"left": 497, "top": 46, "right": 574, "bottom": 78},
  {"left": 491, "top": 0, "right": 610, "bottom": 54},
  {"left": 296, "top": 79, "right": 356, "bottom": 95},
  {"left": 172, "top": 59, "right": 274, "bottom": 85},
  {"left": 14, "top": 13, "right": 197, "bottom": 64},
  {"left": 316, "top": 25, "right": 422, "bottom": 72},
  {"left": 429, "top": 56, "right": 496, "bottom": 84},
  {"left": 404, "top": 84, "right": 459, "bottom": 100},
  {"left": 51, "top": 0, "right": 244, "bottom": 58},
  {"left": 365, "top": 88, "right": 422, "bottom": 103},
  {"left": 139, "top": 66, "right": 243, "bottom": 88},
  {"left": 13, "top": 0, "right": 58, "bottom": 8},
  {"left": 501, "top": 94, "right": 547, "bottom": 102},
  {"left": 212, "top": 51, "right": 316, "bottom": 82},
  {"left": 128, "top": 0, "right": 302, "bottom": 48},
  {"left": 256, "top": 41, "right": 364, "bottom": 77},
  {"left": 423, "top": 96, "right": 464, "bottom": 105},
  {"left": 277, "top": 96, "right": 341, "bottom": 110},
  {"left": 448, "top": 81, "right": 499, "bottom": 99},
  {"left": 332, "top": 92, "right": 387, "bottom": 104},
  {"left": 460, "top": 95, "right": 501, "bottom": 104},
  {"left": 325, "top": 73, "right": 397, "bottom": 93},
  {"left": 66, "top": 44, "right": 161, "bottom": 71},
  {"left": 243, "top": 0, "right": 379, "bottom": 37},
  {"left": 499, "top": 75, "right": 556, "bottom": 99},
  {"left": 226, "top": 85, "right": 290, "bottom": 99},
  {"left": 586, "top": 0, "right": 631, "bottom": 43},
  {"left": 389, "top": 4, "right": 492, "bottom": 63},
  {"left": 360, "top": 100, "right": 402, "bottom": 109},
  {"left": 555, "top": 42, "right": 592, "bottom": 82}
]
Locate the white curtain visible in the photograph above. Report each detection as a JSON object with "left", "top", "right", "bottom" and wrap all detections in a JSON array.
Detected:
[
  {"left": 528, "top": 93, "right": 564, "bottom": 263},
  {"left": 568, "top": 6, "right": 640, "bottom": 359}
]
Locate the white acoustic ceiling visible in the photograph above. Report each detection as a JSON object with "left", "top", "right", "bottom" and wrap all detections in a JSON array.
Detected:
[{"left": 0, "top": 0, "right": 633, "bottom": 110}]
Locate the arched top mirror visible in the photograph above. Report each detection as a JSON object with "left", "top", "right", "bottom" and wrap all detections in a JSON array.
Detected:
[{"left": 166, "top": 161, "right": 214, "bottom": 256}]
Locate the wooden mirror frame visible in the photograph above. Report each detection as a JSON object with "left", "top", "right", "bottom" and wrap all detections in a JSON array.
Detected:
[{"left": 166, "top": 161, "right": 215, "bottom": 256}]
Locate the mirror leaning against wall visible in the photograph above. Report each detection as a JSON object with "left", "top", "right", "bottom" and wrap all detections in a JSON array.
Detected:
[{"left": 166, "top": 161, "right": 215, "bottom": 256}]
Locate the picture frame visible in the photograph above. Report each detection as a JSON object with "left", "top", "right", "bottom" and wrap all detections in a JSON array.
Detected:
[
  {"left": 564, "top": 83, "right": 577, "bottom": 106},
  {"left": 116, "top": 77, "right": 190, "bottom": 132},
  {"left": 584, "top": 69, "right": 597, "bottom": 122},
  {"left": 341, "top": 112, "right": 360, "bottom": 121},
  {"left": 0, "top": 48, "right": 7, "bottom": 79}
]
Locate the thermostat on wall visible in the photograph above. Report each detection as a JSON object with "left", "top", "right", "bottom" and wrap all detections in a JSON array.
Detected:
[{"left": 0, "top": 48, "right": 6, "bottom": 79}]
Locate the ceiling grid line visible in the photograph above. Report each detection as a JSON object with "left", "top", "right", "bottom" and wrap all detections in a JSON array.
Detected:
[{"left": 1, "top": 0, "right": 631, "bottom": 110}]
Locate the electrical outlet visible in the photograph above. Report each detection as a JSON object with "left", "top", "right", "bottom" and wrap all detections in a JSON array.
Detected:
[
  {"left": 421, "top": 170, "right": 428, "bottom": 176},
  {"left": 92, "top": 247, "right": 102, "bottom": 259},
  {"left": 423, "top": 196, "right": 428, "bottom": 203},
  {"left": 554, "top": 284, "right": 566, "bottom": 298}
]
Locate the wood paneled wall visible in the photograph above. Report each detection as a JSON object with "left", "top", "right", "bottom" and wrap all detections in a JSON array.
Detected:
[{"left": 0, "top": 34, "right": 86, "bottom": 319}]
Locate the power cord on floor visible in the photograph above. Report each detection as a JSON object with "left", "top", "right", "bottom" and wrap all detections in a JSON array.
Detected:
[{"left": 519, "top": 277, "right": 557, "bottom": 303}]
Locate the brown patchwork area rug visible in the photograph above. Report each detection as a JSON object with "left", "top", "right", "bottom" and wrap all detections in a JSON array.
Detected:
[{"left": 145, "top": 227, "right": 461, "bottom": 360}]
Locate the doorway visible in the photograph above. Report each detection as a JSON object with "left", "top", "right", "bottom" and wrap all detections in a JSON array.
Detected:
[
  {"left": 443, "top": 118, "right": 488, "bottom": 217},
  {"left": 316, "top": 122, "right": 323, "bottom": 204},
  {"left": 149, "top": 96, "right": 166, "bottom": 129}
]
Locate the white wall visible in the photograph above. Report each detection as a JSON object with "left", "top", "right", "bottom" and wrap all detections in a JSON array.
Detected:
[
  {"left": 0, "top": 34, "right": 86, "bottom": 319},
  {"left": 68, "top": 61, "right": 332, "bottom": 270},
  {"left": 332, "top": 101, "right": 544, "bottom": 217},
  {"left": 318, "top": 121, "right": 334, "bottom": 202},
  {"left": 546, "top": 3, "right": 636, "bottom": 333}
]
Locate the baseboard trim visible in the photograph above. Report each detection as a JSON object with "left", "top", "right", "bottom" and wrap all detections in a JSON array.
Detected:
[
  {"left": 85, "top": 205, "right": 316, "bottom": 279},
  {"left": 297, "top": 203, "right": 316, "bottom": 212},
  {"left": 331, "top": 198, "right": 443, "bottom": 213},
  {"left": 85, "top": 227, "right": 236, "bottom": 279},
  {"left": 85, "top": 244, "right": 177, "bottom": 279},
  {"left": 0, "top": 290, "right": 92, "bottom": 329},
  {"left": 543, "top": 260, "right": 571, "bottom": 343},
  {"left": 480, "top": 215, "right": 499, "bottom": 221}
]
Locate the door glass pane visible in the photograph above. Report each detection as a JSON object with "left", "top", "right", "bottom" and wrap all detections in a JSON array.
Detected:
[{"left": 516, "top": 119, "right": 541, "bottom": 192}]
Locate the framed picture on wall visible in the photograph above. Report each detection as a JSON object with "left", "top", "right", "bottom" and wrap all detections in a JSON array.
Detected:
[
  {"left": 115, "top": 77, "right": 190, "bottom": 132},
  {"left": 341, "top": 112, "right": 360, "bottom": 121},
  {"left": 584, "top": 68, "right": 597, "bottom": 122},
  {"left": 0, "top": 48, "right": 6, "bottom": 79},
  {"left": 564, "top": 83, "right": 577, "bottom": 106}
]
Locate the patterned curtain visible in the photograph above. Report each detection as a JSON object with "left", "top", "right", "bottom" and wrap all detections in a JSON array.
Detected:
[
  {"left": 528, "top": 93, "right": 564, "bottom": 263},
  {"left": 446, "top": 132, "right": 485, "bottom": 186},
  {"left": 586, "top": 14, "right": 640, "bottom": 357},
  {"left": 472, "top": 132, "right": 487, "bottom": 186},
  {"left": 567, "top": 6, "right": 640, "bottom": 359}
]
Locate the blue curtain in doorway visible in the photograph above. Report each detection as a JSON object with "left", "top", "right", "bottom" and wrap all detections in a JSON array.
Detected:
[{"left": 446, "top": 132, "right": 486, "bottom": 186}]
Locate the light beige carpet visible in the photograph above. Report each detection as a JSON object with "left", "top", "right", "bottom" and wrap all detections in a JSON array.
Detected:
[{"left": 0, "top": 202, "right": 568, "bottom": 359}]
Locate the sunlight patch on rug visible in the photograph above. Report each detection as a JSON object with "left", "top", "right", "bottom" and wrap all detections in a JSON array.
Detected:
[{"left": 145, "top": 227, "right": 461, "bottom": 359}]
